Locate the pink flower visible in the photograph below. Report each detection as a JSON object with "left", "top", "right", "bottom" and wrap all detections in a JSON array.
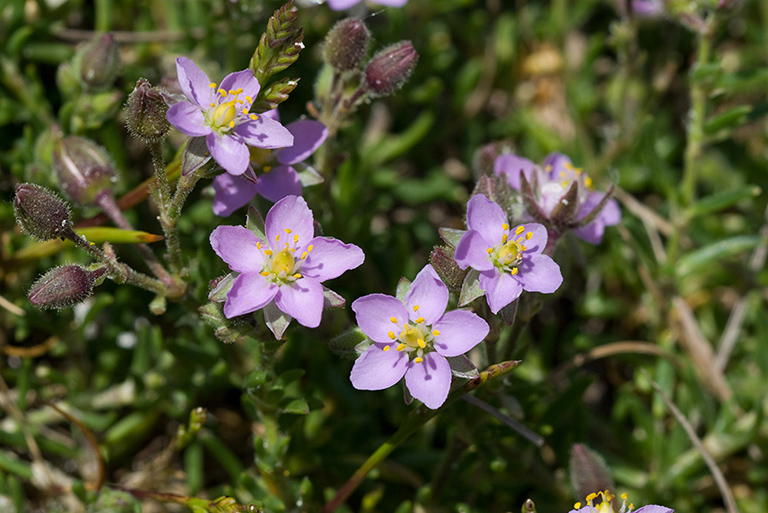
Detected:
[{"left": 327, "top": 0, "right": 408, "bottom": 11}]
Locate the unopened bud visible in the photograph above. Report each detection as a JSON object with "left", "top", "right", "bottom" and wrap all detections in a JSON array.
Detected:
[
  {"left": 76, "top": 33, "right": 120, "bottom": 89},
  {"left": 124, "top": 78, "right": 171, "bottom": 142},
  {"left": 323, "top": 18, "right": 371, "bottom": 71},
  {"left": 429, "top": 246, "right": 466, "bottom": 293},
  {"left": 28, "top": 265, "right": 107, "bottom": 309},
  {"left": 52, "top": 134, "right": 116, "bottom": 206},
  {"left": 569, "top": 444, "right": 614, "bottom": 501},
  {"left": 13, "top": 183, "right": 73, "bottom": 241},
  {"left": 364, "top": 41, "right": 418, "bottom": 97}
]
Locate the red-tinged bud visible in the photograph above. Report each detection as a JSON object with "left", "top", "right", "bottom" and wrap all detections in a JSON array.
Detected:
[
  {"left": 569, "top": 444, "right": 614, "bottom": 502},
  {"left": 13, "top": 183, "right": 74, "bottom": 241},
  {"left": 429, "top": 246, "right": 466, "bottom": 293},
  {"left": 52, "top": 134, "right": 116, "bottom": 206},
  {"left": 323, "top": 18, "right": 371, "bottom": 72},
  {"left": 124, "top": 78, "right": 171, "bottom": 142},
  {"left": 76, "top": 33, "right": 120, "bottom": 89},
  {"left": 28, "top": 265, "right": 107, "bottom": 309},
  {"left": 364, "top": 41, "right": 418, "bottom": 98}
]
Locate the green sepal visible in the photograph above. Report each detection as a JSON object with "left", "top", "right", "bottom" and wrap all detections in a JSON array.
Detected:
[
  {"left": 396, "top": 277, "right": 412, "bottom": 302},
  {"left": 246, "top": 206, "right": 267, "bottom": 241},
  {"left": 251, "top": 77, "right": 300, "bottom": 113},
  {"left": 458, "top": 268, "right": 484, "bottom": 306},
  {"left": 438, "top": 227, "right": 465, "bottom": 249}
]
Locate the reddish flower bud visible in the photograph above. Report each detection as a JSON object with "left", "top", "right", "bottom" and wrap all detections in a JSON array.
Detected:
[
  {"left": 323, "top": 18, "right": 371, "bottom": 72},
  {"left": 28, "top": 265, "right": 107, "bottom": 309},
  {"left": 76, "top": 33, "right": 120, "bottom": 89},
  {"left": 569, "top": 444, "right": 614, "bottom": 502},
  {"left": 13, "top": 183, "right": 73, "bottom": 241},
  {"left": 124, "top": 78, "right": 171, "bottom": 142},
  {"left": 52, "top": 134, "right": 116, "bottom": 206},
  {"left": 364, "top": 41, "right": 418, "bottom": 97},
  {"left": 429, "top": 245, "right": 466, "bottom": 293}
]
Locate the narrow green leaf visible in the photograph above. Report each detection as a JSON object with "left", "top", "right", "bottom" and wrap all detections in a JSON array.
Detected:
[
  {"left": 676, "top": 235, "right": 762, "bottom": 277},
  {"left": 686, "top": 185, "right": 761, "bottom": 218},
  {"left": 703, "top": 105, "right": 752, "bottom": 134},
  {"left": 13, "top": 227, "right": 163, "bottom": 261}
]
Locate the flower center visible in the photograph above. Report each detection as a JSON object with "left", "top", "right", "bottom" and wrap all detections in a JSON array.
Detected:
[
  {"left": 205, "top": 83, "right": 258, "bottom": 134},
  {"left": 257, "top": 229, "right": 313, "bottom": 285},
  {"left": 487, "top": 224, "right": 533, "bottom": 275},
  {"left": 381, "top": 305, "right": 442, "bottom": 364}
]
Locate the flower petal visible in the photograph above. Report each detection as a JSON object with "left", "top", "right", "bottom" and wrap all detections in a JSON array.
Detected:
[
  {"left": 432, "top": 310, "right": 489, "bottom": 357},
  {"left": 405, "top": 352, "right": 451, "bottom": 409},
  {"left": 206, "top": 132, "right": 250, "bottom": 175},
  {"left": 350, "top": 343, "right": 408, "bottom": 390},
  {"left": 404, "top": 265, "right": 448, "bottom": 325},
  {"left": 454, "top": 230, "right": 494, "bottom": 271},
  {"left": 167, "top": 102, "right": 210, "bottom": 137},
  {"left": 542, "top": 152, "right": 573, "bottom": 180},
  {"left": 327, "top": 0, "right": 361, "bottom": 9},
  {"left": 264, "top": 195, "right": 314, "bottom": 251},
  {"left": 352, "top": 294, "right": 409, "bottom": 343},
  {"left": 274, "top": 277, "right": 324, "bottom": 328},
  {"left": 219, "top": 69, "right": 260, "bottom": 103},
  {"left": 374, "top": 0, "right": 409, "bottom": 5},
  {"left": 516, "top": 222, "right": 547, "bottom": 255},
  {"left": 212, "top": 174, "right": 258, "bottom": 217},
  {"left": 175, "top": 57, "right": 213, "bottom": 107},
  {"left": 301, "top": 237, "right": 364, "bottom": 282},
  {"left": 210, "top": 225, "right": 266, "bottom": 273},
  {"left": 516, "top": 254, "right": 562, "bottom": 293},
  {"left": 466, "top": 194, "right": 507, "bottom": 245},
  {"left": 573, "top": 222, "right": 605, "bottom": 245},
  {"left": 277, "top": 120, "right": 328, "bottom": 165},
  {"left": 634, "top": 507, "right": 674, "bottom": 513},
  {"left": 223, "top": 273, "right": 278, "bottom": 318},
  {"left": 234, "top": 114, "right": 294, "bottom": 149},
  {"left": 494, "top": 153, "right": 535, "bottom": 190},
  {"left": 254, "top": 165, "right": 302, "bottom": 202},
  {"left": 479, "top": 270, "right": 522, "bottom": 314}
]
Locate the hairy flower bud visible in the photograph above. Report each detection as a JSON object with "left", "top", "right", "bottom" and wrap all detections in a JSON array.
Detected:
[
  {"left": 323, "top": 18, "right": 371, "bottom": 72},
  {"left": 28, "top": 265, "right": 107, "bottom": 309},
  {"left": 14, "top": 183, "right": 73, "bottom": 241},
  {"left": 76, "top": 33, "right": 120, "bottom": 89},
  {"left": 429, "top": 245, "right": 466, "bottom": 293},
  {"left": 364, "top": 41, "right": 418, "bottom": 97},
  {"left": 52, "top": 134, "right": 116, "bottom": 206},
  {"left": 569, "top": 444, "right": 614, "bottom": 502},
  {"left": 124, "top": 78, "right": 171, "bottom": 142}
]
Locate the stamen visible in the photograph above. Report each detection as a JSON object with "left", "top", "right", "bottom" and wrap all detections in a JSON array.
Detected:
[
  {"left": 432, "top": 329, "right": 440, "bottom": 336},
  {"left": 256, "top": 242, "right": 261, "bottom": 249},
  {"left": 574, "top": 503, "right": 582, "bottom": 510},
  {"left": 417, "top": 339, "right": 426, "bottom": 348},
  {"left": 209, "top": 102, "right": 215, "bottom": 107},
  {"left": 414, "top": 357, "right": 423, "bottom": 363},
  {"left": 228, "top": 89, "right": 237, "bottom": 96},
  {"left": 487, "top": 248, "right": 493, "bottom": 254},
  {"left": 236, "top": 88, "right": 243, "bottom": 93},
  {"left": 388, "top": 331, "right": 396, "bottom": 340},
  {"left": 301, "top": 252, "right": 308, "bottom": 259},
  {"left": 292, "top": 273, "right": 301, "bottom": 279},
  {"left": 245, "top": 95, "right": 253, "bottom": 102},
  {"left": 218, "top": 88, "right": 227, "bottom": 97},
  {"left": 260, "top": 271, "right": 269, "bottom": 277},
  {"left": 293, "top": 234, "right": 299, "bottom": 243},
  {"left": 249, "top": 114, "right": 258, "bottom": 120},
  {"left": 413, "top": 305, "right": 419, "bottom": 311},
  {"left": 264, "top": 249, "right": 273, "bottom": 256},
  {"left": 229, "top": 120, "right": 235, "bottom": 128},
  {"left": 511, "top": 267, "right": 518, "bottom": 275},
  {"left": 308, "top": 245, "right": 314, "bottom": 252},
  {"left": 525, "top": 232, "right": 533, "bottom": 240},
  {"left": 242, "top": 108, "right": 249, "bottom": 115},
  {"left": 415, "top": 317, "right": 425, "bottom": 324},
  {"left": 284, "top": 228, "right": 292, "bottom": 234},
  {"left": 502, "top": 233, "right": 508, "bottom": 242},
  {"left": 383, "top": 345, "right": 390, "bottom": 352},
  {"left": 396, "top": 343, "right": 406, "bottom": 351},
  {"left": 208, "top": 83, "right": 217, "bottom": 88},
  {"left": 276, "top": 234, "right": 280, "bottom": 242},
  {"left": 502, "top": 223, "right": 509, "bottom": 230},
  {"left": 390, "top": 317, "right": 398, "bottom": 323},
  {"left": 515, "top": 225, "right": 525, "bottom": 235}
]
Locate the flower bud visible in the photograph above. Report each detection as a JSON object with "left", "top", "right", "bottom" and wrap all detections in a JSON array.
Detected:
[
  {"left": 76, "top": 33, "right": 120, "bottom": 89},
  {"left": 569, "top": 444, "right": 614, "bottom": 502},
  {"left": 364, "top": 41, "right": 418, "bottom": 97},
  {"left": 323, "top": 18, "right": 371, "bottom": 72},
  {"left": 13, "top": 183, "right": 73, "bottom": 241},
  {"left": 429, "top": 246, "right": 466, "bottom": 293},
  {"left": 28, "top": 265, "right": 107, "bottom": 309},
  {"left": 124, "top": 78, "right": 171, "bottom": 142},
  {"left": 52, "top": 134, "right": 116, "bottom": 206}
]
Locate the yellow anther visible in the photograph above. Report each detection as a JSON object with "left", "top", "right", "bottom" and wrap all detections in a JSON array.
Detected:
[
  {"left": 245, "top": 95, "right": 253, "bottom": 102},
  {"left": 414, "top": 357, "right": 423, "bottom": 363},
  {"left": 260, "top": 271, "right": 269, "bottom": 277},
  {"left": 565, "top": 161, "right": 574, "bottom": 170},
  {"left": 228, "top": 89, "right": 237, "bottom": 96},
  {"left": 229, "top": 120, "right": 235, "bottom": 128},
  {"left": 236, "top": 88, "right": 243, "bottom": 93},
  {"left": 545, "top": 165, "right": 552, "bottom": 171},
  {"left": 308, "top": 245, "right": 314, "bottom": 252},
  {"left": 294, "top": 234, "right": 299, "bottom": 243},
  {"left": 388, "top": 331, "right": 396, "bottom": 339},
  {"left": 487, "top": 247, "right": 493, "bottom": 254},
  {"left": 383, "top": 345, "right": 390, "bottom": 352},
  {"left": 515, "top": 225, "right": 525, "bottom": 235},
  {"left": 415, "top": 317, "right": 425, "bottom": 324},
  {"left": 208, "top": 83, "right": 217, "bottom": 88},
  {"left": 396, "top": 343, "right": 406, "bottom": 351},
  {"left": 264, "top": 249, "right": 273, "bottom": 256},
  {"left": 521, "top": 245, "right": 527, "bottom": 251},
  {"left": 256, "top": 242, "right": 261, "bottom": 249},
  {"left": 574, "top": 503, "right": 582, "bottom": 510},
  {"left": 525, "top": 232, "right": 533, "bottom": 240},
  {"left": 417, "top": 339, "right": 426, "bottom": 348},
  {"left": 293, "top": 273, "right": 301, "bottom": 279},
  {"left": 289, "top": 248, "right": 295, "bottom": 253},
  {"left": 511, "top": 267, "right": 519, "bottom": 275},
  {"left": 301, "top": 252, "right": 308, "bottom": 260},
  {"left": 560, "top": 171, "right": 567, "bottom": 177},
  {"left": 413, "top": 305, "right": 419, "bottom": 311},
  {"left": 621, "top": 494, "right": 627, "bottom": 500},
  {"left": 284, "top": 228, "right": 292, "bottom": 234},
  {"left": 209, "top": 102, "right": 215, "bottom": 107},
  {"left": 502, "top": 233, "right": 508, "bottom": 242},
  {"left": 586, "top": 493, "right": 597, "bottom": 503},
  {"left": 263, "top": 166, "right": 272, "bottom": 172},
  {"left": 390, "top": 316, "right": 398, "bottom": 323},
  {"left": 250, "top": 114, "right": 258, "bottom": 120},
  {"left": 242, "top": 108, "right": 249, "bottom": 115},
  {"left": 218, "top": 88, "right": 227, "bottom": 96},
  {"left": 432, "top": 329, "right": 440, "bottom": 336},
  {"left": 275, "top": 235, "right": 280, "bottom": 242}
]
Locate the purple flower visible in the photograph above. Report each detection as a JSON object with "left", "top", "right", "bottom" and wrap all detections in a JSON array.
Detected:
[
  {"left": 350, "top": 265, "right": 489, "bottom": 409},
  {"left": 454, "top": 194, "right": 562, "bottom": 314},
  {"left": 209, "top": 195, "right": 364, "bottom": 332},
  {"left": 495, "top": 152, "right": 621, "bottom": 245},
  {"left": 166, "top": 57, "right": 293, "bottom": 176},
  {"left": 212, "top": 117, "right": 328, "bottom": 216},
  {"left": 569, "top": 491, "right": 673, "bottom": 513},
  {"left": 327, "top": 0, "right": 407, "bottom": 11}
]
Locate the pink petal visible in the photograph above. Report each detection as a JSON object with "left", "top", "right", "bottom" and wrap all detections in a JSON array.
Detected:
[
  {"left": 223, "top": 273, "right": 278, "bottom": 318},
  {"left": 373, "top": 0, "right": 408, "bottom": 5},
  {"left": 404, "top": 265, "right": 448, "bottom": 325},
  {"left": 210, "top": 225, "right": 266, "bottom": 273},
  {"left": 350, "top": 344, "right": 408, "bottom": 390},
  {"left": 175, "top": 57, "right": 213, "bottom": 108},
  {"left": 234, "top": 114, "right": 294, "bottom": 149},
  {"left": 494, "top": 153, "right": 535, "bottom": 190},
  {"left": 479, "top": 270, "right": 522, "bottom": 314},
  {"left": 254, "top": 165, "right": 302, "bottom": 202},
  {"left": 516, "top": 254, "right": 562, "bottom": 294},
  {"left": 219, "top": 69, "right": 260, "bottom": 103},
  {"left": 277, "top": 120, "right": 328, "bottom": 165},
  {"left": 301, "top": 237, "right": 364, "bottom": 282},
  {"left": 167, "top": 102, "right": 210, "bottom": 137},
  {"left": 212, "top": 174, "right": 258, "bottom": 217},
  {"left": 206, "top": 132, "right": 250, "bottom": 176},
  {"left": 274, "top": 277, "right": 324, "bottom": 328},
  {"left": 264, "top": 195, "right": 314, "bottom": 251},
  {"left": 352, "top": 294, "right": 409, "bottom": 343},
  {"left": 635, "top": 507, "right": 674, "bottom": 513},
  {"left": 327, "top": 0, "right": 361, "bottom": 9},
  {"left": 454, "top": 230, "right": 494, "bottom": 271},
  {"left": 432, "top": 310, "right": 489, "bottom": 357},
  {"left": 466, "top": 194, "right": 507, "bottom": 246},
  {"left": 404, "top": 352, "right": 451, "bottom": 409},
  {"left": 515, "top": 222, "right": 548, "bottom": 255}
]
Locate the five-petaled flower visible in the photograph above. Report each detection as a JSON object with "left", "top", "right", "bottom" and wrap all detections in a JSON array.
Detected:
[
  {"left": 495, "top": 152, "right": 621, "bottom": 244},
  {"left": 569, "top": 490, "right": 673, "bottom": 513},
  {"left": 212, "top": 113, "right": 328, "bottom": 216},
  {"left": 350, "top": 264, "right": 489, "bottom": 409},
  {"left": 209, "top": 195, "right": 364, "bottom": 332},
  {"left": 166, "top": 57, "right": 294, "bottom": 176},
  {"left": 454, "top": 194, "right": 563, "bottom": 314},
  {"left": 327, "top": 0, "right": 407, "bottom": 11}
]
